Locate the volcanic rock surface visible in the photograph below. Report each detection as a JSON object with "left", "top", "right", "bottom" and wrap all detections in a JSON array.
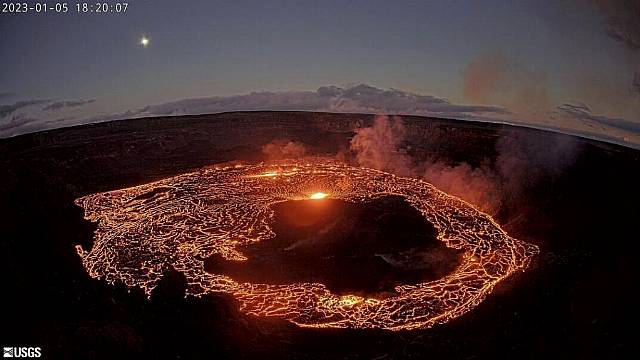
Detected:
[{"left": 1, "top": 111, "right": 639, "bottom": 358}]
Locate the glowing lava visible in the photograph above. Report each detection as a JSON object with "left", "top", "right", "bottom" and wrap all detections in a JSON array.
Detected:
[
  {"left": 309, "top": 192, "right": 328, "bottom": 200},
  {"left": 74, "top": 160, "right": 538, "bottom": 330}
]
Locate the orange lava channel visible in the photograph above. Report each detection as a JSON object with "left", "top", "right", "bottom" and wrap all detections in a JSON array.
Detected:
[{"left": 74, "top": 160, "right": 538, "bottom": 330}]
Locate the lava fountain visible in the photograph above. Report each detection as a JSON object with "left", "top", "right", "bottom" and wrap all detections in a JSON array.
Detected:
[{"left": 74, "top": 160, "right": 538, "bottom": 330}]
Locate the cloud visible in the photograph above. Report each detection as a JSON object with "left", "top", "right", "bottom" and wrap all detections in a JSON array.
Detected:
[
  {"left": 557, "top": 102, "right": 640, "bottom": 132},
  {"left": 43, "top": 99, "right": 96, "bottom": 111},
  {"left": 595, "top": 0, "right": 640, "bottom": 50},
  {"left": 0, "top": 114, "right": 82, "bottom": 136},
  {"left": 0, "top": 99, "right": 49, "bottom": 118},
  {"left": 133, "top": 84, "right": 509, "bottom": 120},
  {"left": 132, "top": 90, "right": 328, "bottom": 116},
  {"left": 0, "top": 85, "right": 505, "bottom": 138},
  {"left": 0, "top": 92, "right": 16, "bottom": 99},
  {"left": 1, "top": 84, "right": 637, "bottom": 149},
  {"left": 321, "top": 84, "right": 509, "bottom": 117},
  {"left": 0, "top": 114, "right": 39, "bottom": 132},
  {"left": 463, "top": 51, "right": 549, "bottom": 116}
]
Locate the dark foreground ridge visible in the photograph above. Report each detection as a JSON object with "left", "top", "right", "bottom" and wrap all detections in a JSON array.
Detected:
[
  {"left": 205, "top": 196, "right": 462, "bottom": 298},
  {"left": 1, "top": 111, "right": 639, "bottom": 359}
]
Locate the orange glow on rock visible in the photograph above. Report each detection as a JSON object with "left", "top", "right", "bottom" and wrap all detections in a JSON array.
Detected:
[
  {"left": 74, "top": 160, "right": 538, "bottom": 330},
  {"left": 309, "top": 192, "right": 328, "bottom": 199}
]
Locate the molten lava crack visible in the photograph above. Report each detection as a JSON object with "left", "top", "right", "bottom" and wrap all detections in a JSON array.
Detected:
[{"left": 75, "top": 160, "right": 538, "bottom": 330}]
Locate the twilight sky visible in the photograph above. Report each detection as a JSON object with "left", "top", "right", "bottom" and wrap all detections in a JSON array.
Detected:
[{"left": 1, "top": 0, "right": 639, "bottom": 146}]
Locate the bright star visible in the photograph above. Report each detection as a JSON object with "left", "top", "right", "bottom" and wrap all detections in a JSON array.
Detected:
[{"left": 140, "top": 36, "right": 149, "bottom": 48}]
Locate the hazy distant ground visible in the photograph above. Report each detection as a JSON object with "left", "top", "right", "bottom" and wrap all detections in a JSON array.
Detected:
[{"left": 1, "top": 111, "right": 638, "bottom": 359}]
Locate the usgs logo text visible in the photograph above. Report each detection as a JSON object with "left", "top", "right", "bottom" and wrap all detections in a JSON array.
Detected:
[{"left": 3, "top": 347, "right": 41, "bottom": 358}]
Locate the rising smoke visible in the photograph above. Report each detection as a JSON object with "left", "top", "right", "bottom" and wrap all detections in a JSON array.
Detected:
[
  {"left": 262, "top": 139, "right": 308, "bottom": 161},
  {"left": 463, "top": 51, "right": 549, "bottom": 117},
  {"left": 349, "top": 115, "right": 415, "bottom": 177},
  {"left": 592, "top": 0, "right": 640, "bottom": 97},
  {"left": 349, "top": 115, "right": 582, "bottom": 216}
]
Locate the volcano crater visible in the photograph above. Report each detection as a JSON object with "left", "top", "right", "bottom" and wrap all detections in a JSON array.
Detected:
[{"left": 204, "top": 195, "right": 463, "bottom": 298}]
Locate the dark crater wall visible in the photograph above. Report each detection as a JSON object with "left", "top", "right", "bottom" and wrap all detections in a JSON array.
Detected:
[{"left": 1, "top": 111, "right": 639, "bottom": 359}]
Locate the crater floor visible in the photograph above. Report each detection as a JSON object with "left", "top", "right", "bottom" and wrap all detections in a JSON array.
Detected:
[{"left": 205, "top": 196, "right": 463, "bottom": 298}]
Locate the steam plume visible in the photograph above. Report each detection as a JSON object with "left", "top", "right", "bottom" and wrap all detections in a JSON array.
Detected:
[
  {"left": 463, "top": 51, "right": 549, "bottom": 116},
  {"left": 262, "top": 140, "right": 307, "bottom": 161},
  {"left": 350, "top": 115, "right": 414, "bottom": 177},
  {"left": 349, "top": 115, "right": 582, "bottom": 215}
]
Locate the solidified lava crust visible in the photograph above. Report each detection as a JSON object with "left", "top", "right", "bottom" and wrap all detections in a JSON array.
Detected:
[{"left": 74, "top": 160, "right": 539, "bottom": 330}]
